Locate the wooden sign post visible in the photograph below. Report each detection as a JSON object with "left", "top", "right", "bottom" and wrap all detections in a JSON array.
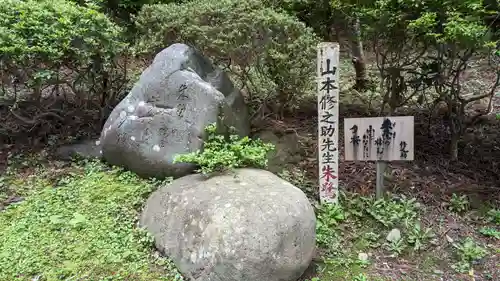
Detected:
[
  {"left": 317, "top": 42, "right": 340, "bottom": 204},
  {"left": 343, "top": 116, "right": 414, "bottom": 198},
  {"left": 494, "top": 92, "right": 500, "bottom": 119}
]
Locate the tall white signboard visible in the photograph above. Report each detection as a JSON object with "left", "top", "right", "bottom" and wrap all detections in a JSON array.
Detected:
[{"left": 317, "top": 42, "right": 340, "bottom": 204}]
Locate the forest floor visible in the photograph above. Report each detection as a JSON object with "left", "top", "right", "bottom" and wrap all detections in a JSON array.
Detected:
[
  {"left": 273, "top": 54, "right": 500, "bottom": 281},
  {"left": 0, "top": 53, "right": 499, "bottom": 280},
  {"left": 270, "top": 111, "right": 500, "bottom": 281}
]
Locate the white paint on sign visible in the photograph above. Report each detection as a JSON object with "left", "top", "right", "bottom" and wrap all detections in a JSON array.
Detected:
[
  {"left": 317, "top": 42, "right": 340, "bottom": 204},
  {"left": 343, "top": 116, "right": 415, "bottom": 161}
]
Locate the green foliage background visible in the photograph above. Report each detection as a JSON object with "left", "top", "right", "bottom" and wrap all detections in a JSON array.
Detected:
[
  {"left": 0, "top": 0, "right": 126, "bottom": 87},
  {"left": 133, "top": 0, "right": 320, "bottom": 111}
]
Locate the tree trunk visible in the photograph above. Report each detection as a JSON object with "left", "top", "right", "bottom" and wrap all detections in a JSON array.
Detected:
[
  {"left": 349, "top": 16, "right": 369, "bottom": 91},
  {"left": 449, "top": 109, "right": 460, "bottom": 161}
]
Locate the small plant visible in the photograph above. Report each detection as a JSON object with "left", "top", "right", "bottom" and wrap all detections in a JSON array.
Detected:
[
  {"left": 385, "top": 237, "right": 406, "bottom": 256},
  {"left": 486, "top": 208, "right": 500, "bottom": 225},
  {"left": 353, "top": 273, "right": 369, "bottom": 281},
  {"left": 174, "top": 123, "right": 275, "bottom": 175},
  {"left": 448, "top": 193, "right": 469, "bottom": 213},
  {"left": 365, "top": 195, "right": 419, "bottom": 227},
  {"left": 315, "top": 203, "right": 345, "bottom": 247},
  {"left": 363, "top": 232, "right": 382, "bottom": 248},
  {"left": 451, "top": 237, "right": 487, "bottom": 273},
  {"left": 355, "top": 255, "right": 371, "bottom": 268},
  {"left": 407, "top": 222, "right": 435, "bottom": 251},
  {"left": 479, "top": 227, "right": 500, "bottom": 239},
  {"left": 323, "top": 254, "right": 357, "bottom": 270}
]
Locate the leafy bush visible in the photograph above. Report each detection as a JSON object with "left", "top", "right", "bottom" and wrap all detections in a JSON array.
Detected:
[
  {"left": 452, "top": 237, "right": 488, "bottom": 272},
  {"left": 173, "top": 123, "right": 275, "bottom": 175},
  {"left": 364, "top": 196, "right": 419, "bottom": 228},
  {"left": 1, "top": 0, "right": 125, "bottom": 82},
  {"left": 70, "top": 0, "right": 184, "bottom": 25},
  {"left": 263, "top": 0, "right": 337, "bottom": 40},
  {"left": 0, "top": 160, "right": 183, "bottom": 280},
  {"left": 0, "top": 0, "right": 127, "bottom": 138},
  {"left": 406, "top": 222, "right": 435, "bottom": 251},
  {"left": 315, "top": 202, "right": 345, "bottom": 246},
  {"left": 486, "top": 208, "right": 500, "bottom": 224},
  {"left": 448, "top": 193, "right": 469, "bottom": 213},
  {"left": 133, "top": 0, "right": 320, "bottom": 114},
  {"left": 353, "top": 0, "right": 500, "bottom": 159}
]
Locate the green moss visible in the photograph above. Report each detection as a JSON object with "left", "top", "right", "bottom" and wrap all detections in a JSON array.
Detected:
[{"left": 0, "top": 160, "right": 182, "bottom": 281}]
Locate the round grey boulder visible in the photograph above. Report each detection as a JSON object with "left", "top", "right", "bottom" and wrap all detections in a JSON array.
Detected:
[{"left": 140, "top": 168, "right": 316, "bottom": 281}]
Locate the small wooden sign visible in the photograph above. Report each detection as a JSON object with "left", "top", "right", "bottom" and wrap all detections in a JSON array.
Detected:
[{"left": 344, "top": 116, "right": 414, "bottom": 161}]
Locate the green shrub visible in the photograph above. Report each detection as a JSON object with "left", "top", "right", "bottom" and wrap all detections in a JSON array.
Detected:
[
  {"left": 133, "top": 0, "right": 320, "bottom": 113},
  {"left": 0, "top": 0, "right": 125, "bottom": 76},
  {"left": 0, "top": 0, "right": 127, "bottom": 137},
  {"left": 448, "top": 193, "right": 469, "bottom": 213},
  {"left": 486, "top": 208, "right": 500, "bottom": 224},
  {"left": 173, "top": 123, "right": 275, "bottom": 175},
  {"left": 262, "top": 0, "right": 337, "bottom": 40},
  {"left": 452, "top": 237, "right": 488, "bottom": 272},
  {"left": 70, "top": 0, "right": 184, "bottom": 25}
]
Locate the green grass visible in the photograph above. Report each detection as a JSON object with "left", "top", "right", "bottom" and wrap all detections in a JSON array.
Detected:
[
  {"left": 0, "top": 160, "right": 182, "bottom": 281},
  {"left": 309, "top": 192, "right": 467, "bottom": 281},
  {"left": 0, "top": 154, "right": 53, "bottom": 203},
  {"left": 311, "top": 193, "right": 422, "bottom": 280},
  {"left": 304, "top": 190, "right": 498, "bottom": 281}
]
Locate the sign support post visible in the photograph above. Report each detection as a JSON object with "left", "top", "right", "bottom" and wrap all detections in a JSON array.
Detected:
[{"left": 376, "top": 161, "right": 387, "bottom": 199}]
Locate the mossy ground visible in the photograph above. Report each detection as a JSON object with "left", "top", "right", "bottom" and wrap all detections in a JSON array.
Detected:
[
  {"left": 304, "top": 194, "right": 499, "bottom": 281},
  {"left": 1, "top": 151, "right": 498, "bottom": 281},
  {"left": 0, "top": 156, "right": 182, "bottom": 281}
]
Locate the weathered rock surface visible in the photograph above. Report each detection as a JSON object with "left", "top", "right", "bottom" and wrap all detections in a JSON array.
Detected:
[
  {"left": 140, "top": 168, "right": 316, "bottom": 281},
  {"left": 386, "top": 228, "right": 401, "bottom": 243},
  {"left": 254, "top": 131, "right": 303, "bottom": 174},
  {"left": 99, "top": 43, "right": 250, "bottom": 178}
]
